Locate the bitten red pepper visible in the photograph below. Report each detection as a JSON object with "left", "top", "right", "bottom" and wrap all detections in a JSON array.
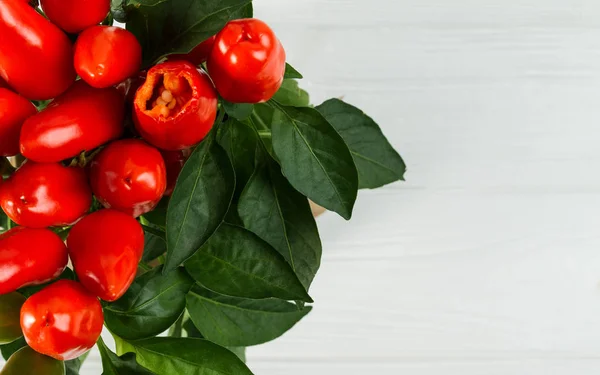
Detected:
[
  {"left": 0, "top": 162, "right": 92, "bottom": 228},
  {"left": 20, "top": 280, "right": 104, "bottom": 361},
  {"left": 90, "top": 139, "right": 167, "bottom": 217},
  {"left": 67, "top": 209, "right": 144, "bottom": 302},
  {"left": 207, "top": 18, "right": 286, "bottom": 103},
  {"left": 0, "top": 227, "right": 68, "bottom": 295},
  {"left": 40, "top": 0, "right": 109, "bottom": 34},
  {"left": 0, "top": 0, "right": 76, "bottom": 100},
  {"left": 20, "top": 81, "right": 124, "bottom": 163},
  {"left": 74, "top": 26, "right": 142, "bottom": 88},
  {"left": 0, "top": 88, "right": 37, "bottom": 156},
  {"left": 167, "top": 35, "right": 216, "bottom": 65},
  {"left": 161, "top": 149, "right": 191, "bottom": 196},
  {"left": 133, "top": 61, "right": 217, "bottom": 150}
]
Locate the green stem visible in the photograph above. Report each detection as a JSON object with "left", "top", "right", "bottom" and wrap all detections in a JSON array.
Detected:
[
  {"left": 257, "top": 130, "right": 272, "bottom": 139},
  {"left": 141, "top": 224, "right": 166, "bottom": 239},
  {"left": 251, "top": 113, "right": 269, "bottom": 131},
  {"left": 138, "top": 262, "right": 152, "bottom": 271}
]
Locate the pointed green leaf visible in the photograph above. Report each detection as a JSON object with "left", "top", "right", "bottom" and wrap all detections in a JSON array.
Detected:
[
  {"left": 223, "top": 102, "right": 254, "bottom": 121},
  {"left": 270, "top": 104, "right": 358, "bottom": 219},
  {"left": 104, "top": 267, "right": 194, "bottom": 340},
  {"left": 284, "top": 63, "right": 303, "bottom": 79},
  {"left": 0, "top": 337, "right": 25, "bottom": 361},
  {"left": 98, "top": 337, "right": 156, "bottom": 375},
  {"left": 317, "top": 98, "right": 406, "bottom": 188},
  {"left": 272, "top": 80, "right": 310, "bottom": 107},
  {"left": 187, "top": 285, "right": 312, "bottom": 347},
  {"left": 118, "top": 337, "right": 253, "bottom": 375},
  {"left": 238, "top": 161, "right": 321, "bottom": 290},
  {"left": 165, "top": 134, "right": 235, "bottom": 272},
  {"left": 185, "top": 224, "right": 312, "bottom": 302},
  {"left": 126, "top": 0, "right": 253, "bottom": 64},
  {"left": 217, "top": 119, "right": 260, "bottom": 198}
]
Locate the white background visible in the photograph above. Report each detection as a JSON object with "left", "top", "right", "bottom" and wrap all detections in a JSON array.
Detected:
[{"left": 10, "top": 0, "right": 600, "bottom": 374}]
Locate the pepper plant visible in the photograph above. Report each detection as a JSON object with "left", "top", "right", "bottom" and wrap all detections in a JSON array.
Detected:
[{"left": 0, "top": 0, "right": 406, "bottom": 374}]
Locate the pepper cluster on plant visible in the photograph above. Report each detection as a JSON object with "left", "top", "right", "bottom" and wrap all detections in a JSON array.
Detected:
[{"left": 0, "top": 0, "right": 406, "bottom": 374}]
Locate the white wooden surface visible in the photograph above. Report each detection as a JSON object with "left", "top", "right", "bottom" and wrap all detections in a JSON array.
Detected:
[{"left": 11, "top": 0, "right": 600, "bottom": 373}]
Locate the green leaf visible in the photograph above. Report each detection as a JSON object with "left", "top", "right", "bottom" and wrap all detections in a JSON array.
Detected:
[
  {"left": 104, "top": 267, "right": 194, "bottom": 340},
  {"left": 238, "top": 160, "right": 321, "bottom": 290},
  {"left": 217, "top": 119, "right": 260, "bottom": 198},
  {"left": 272, "top": 80, "right": 310, "bottom": 107},
  {"left": 0, "top": 346, "right": 64, "bottom": 375},
  {"left": 0, "top": 293, "right": 25, "bottom": 345},
  {"left": 165, "top": 133, "right": 235, "bottom": 273},
  {"left": 142, "top": 230, "right": 167, "bottom": 263},
  {"left": 270, "top": 103, "right": 358, "bottom": 219},
  {"left": 142, "top": 198, "right": 168, "bottom": 229},
  {"left": 98, "top": 337, "right": 156, "bottom": 375},
  {"left": 118, "top": 337, "right": 253, "bottom": 375},
  {"left": 284, "top": 63, "right": 303, "bottom": 79},
  {"left": 0, "top": 337, "right": 25, "bottom": 361},
  {"left": 317, "top": 98, "right": 406, "bottom": 188},
  {"left": 126, "top": 0, "right": 253, "bottom": 64},
  {"left": 185, "top": 223, "right": 313, "bottom": 302},
  {"left": 223, "top": 102, "right": 254, "bottom": 121},
  {"left": 65, "top": 352, "right": 89, "bottom": 375},
  {"left": 18, "top": 268, "right": 76, "bottom": 298},
  {"left": 187, "top": 285, "right": 312, "bottom": 347}
]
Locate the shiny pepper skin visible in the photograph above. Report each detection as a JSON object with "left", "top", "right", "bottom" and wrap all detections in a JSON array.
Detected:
[
  {"left": 0, "top": 88, "right": 36, "bottom": 156},
  {"left": 90, "top": 139, "right": 167, "bottom": 217},
  {"left": 67, "top": 209, "right": 144, "bottom": 302},
  {"left": 40, "top": 0, "right": 109, "bottom": 34},
  {"left": 207, "top": 18, "right": 286, "bottom": 103},
  {"left": 20, "top": 280, "right": 104, "bottom": 361},
  {"left": 20, "top": 81, "right": 124, "bottom": 163},
  {"left": 133, "top": 61, "right": 218, "bottom": 150},
  {"left": 75, "top": 26, "right": 142, "bottom": 88},
  {"left": 0, "top": 162, "right": 92, "bottom": 228},
  {"left": 0, "top": 0, "right": 76, "bottom": 100},
  {"left": 167, "top": 35, "right": 216, "bottom": 65},
  {"left": 0, "top": 227, "right": 68, "bottom": 295}
]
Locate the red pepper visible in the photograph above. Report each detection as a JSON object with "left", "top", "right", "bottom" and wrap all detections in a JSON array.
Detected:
[
  {"left": 167, "top": 35, "right": 216, "bottom": 65},
  {"left": 40, "top": 0, "right": 109, "bottom": 34},
  {"left": 0, "top": 162, "right": 92, "bottom": 228},
  {"left": 0, "top": 88, "right": 37, "bottom": 157},
  {"left": 133, "top": 61, "right": 217, "bottom": 150},
  {"left": 207, "top": 18, "right": 286, "bottom": 103},
  {"left": 0, "top": 227, "right": 68, "bottom": 295},
  {"left": 20, "top": 81, "right": 124, "bottom": 163},
  {"left": 0, "top": 0, "right": 76, "bottom": 100},
  {"left": 90, "top": 139, "right": 167, "bottom": 217},
  {"left": 74, "top": 26, "right": 142, "bottom": 88},
  {"left": 20, "top": 280, "right": 104, "bottom": 360},
  {"left": 67, "top": 209, "right": 145, "bottom": 302}
]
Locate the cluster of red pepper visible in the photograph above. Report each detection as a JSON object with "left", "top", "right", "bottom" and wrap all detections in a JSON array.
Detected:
[{"left": 0, "top": 0, "right": 286, "bottom": 362}]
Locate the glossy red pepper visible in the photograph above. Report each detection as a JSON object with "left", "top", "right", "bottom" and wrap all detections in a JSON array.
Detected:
[
  {"left": 0, "top": 88, "right": 37, "bottom": 156},
  {"left": 0, "top": 162, "right": 92, "bottom": 228},
  {"left": 75, "top": 26, "right": 142, "bottom": 88},
  {"left": 133, "top": 61, "right": 217, "bottom": 150},
  {"left": 0, "top": 0, "right": 76, "bottom": 100},
  {"left": 0, "top": 227, "right": 68, "bottom": 295},
  {"left": 167, "top": 35, "right": 216, "bottom": 65},
  {"left": 161, "top": 149, "right": 191, "bottom": 196},
  {"left": 90, "top": 139, "right": 167, "bottom": 217},
  {"left": 207, "top": 18, "right": 286, "bottom": 103},
  {"left": 40, "top": 0, "right": 109, "bottom": 34},
  {"left": 20, "top": 280, "right": 104, "bottom": 360},
  {"left": 67, "top": 209, "right": 144, "bottom": 302},
  {"left": 20, "top": 81, "right": 124, "bottom": 163}
]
